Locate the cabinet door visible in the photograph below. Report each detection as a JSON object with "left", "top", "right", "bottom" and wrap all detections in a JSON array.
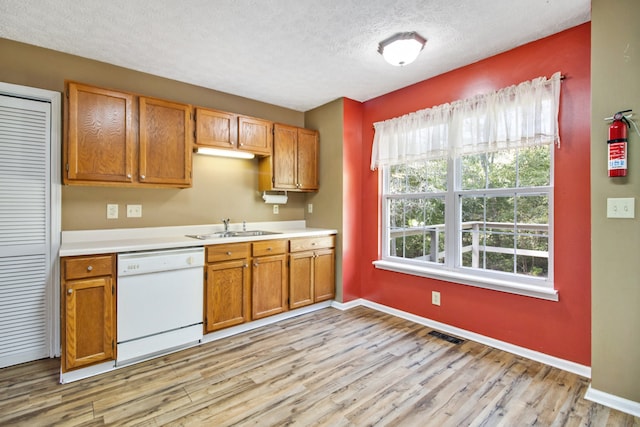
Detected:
[
  {"left": 205, "top": 259, "right": 250, "bottom": 332},
  {"left": 297, "top": 128, "right": 319, "bottom": 191},
  {"left": 195, "top": 108, "right": 238, "bottom": 149},
  {"left": 139, "top": 97, "right": 192, "bottom": 187},
  {"left": 289, "top": 252, "right": 314, "bottom": 309},
  {"left": 238, "top": 115, "right": 272, "bottom": 156},
  {"left": 252, "top": 254, "right": 288, "bottom": 319},
  {"left": 272, "top": 124, "right": 298, "bottom": 189},
  {"left": 63, "top": 276, "right": 115, "bottom": 371},
  {"left": 65, "top": 83, "right": 133, "bottom": 183},
  {"left": 314, "top": 248, "right": 335, "bottom": 302}
]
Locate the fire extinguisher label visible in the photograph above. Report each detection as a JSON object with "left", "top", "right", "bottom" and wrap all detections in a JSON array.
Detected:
[{"left": 608, "top": 142, "right": 627, "bottom": 170}]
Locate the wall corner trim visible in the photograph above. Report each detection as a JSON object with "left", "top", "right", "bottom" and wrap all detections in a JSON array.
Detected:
[
  {"left": 584, "top": 385, "right": 640, "bottom": 418},
  {"left": 331, "top": 298, "right": 591, "bottom": 378}
]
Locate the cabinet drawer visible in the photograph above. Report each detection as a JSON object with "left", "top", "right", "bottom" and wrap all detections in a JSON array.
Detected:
[
  {"left": 207, "top": 243, "right": 250, "bottom": 263},
  {"left": 64, "top": 255, "right": 114, "bottom": 280},
  {"left": 289, "top": 236, "right": 335, "bottom": 253},
  {"left": 252, "top": 239, "right": 287, "bottom": 257}
]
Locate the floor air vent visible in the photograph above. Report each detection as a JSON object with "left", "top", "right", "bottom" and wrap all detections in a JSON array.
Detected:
[{"left": 428, "top": 330, "right": 464, "bottom": 345}]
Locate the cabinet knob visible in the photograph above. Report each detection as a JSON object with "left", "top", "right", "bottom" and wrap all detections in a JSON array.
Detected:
[
  {"left": 267, "top": 247, "right": 272, "bottom": 251},
  {"left": 87, "top": 265, "right": 93, "bottom": 272},
  {"left": 140, "top": 175, "right": 146, "bottom": 180},
  {"left": 226, "top": 251, "right": 232, "bottom": 256},
  {"left": 67, "top": 289, "right": 73, "bottom": 295},
  {"left": 253, "top": 262, "right": 258, "bottom": 267},
  {"left": 243, "top": 263, "right": 248, "bottom": 268},
  {"left": 311, "top": 242, "right": 317, "bottom": 246},
  {"left": 127, "top": 173, "right": 132, "bottom": 179}
]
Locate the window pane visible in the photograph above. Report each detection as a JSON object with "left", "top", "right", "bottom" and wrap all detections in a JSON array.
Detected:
[
  {"left": 461, "top": 146, "right": 551, "bottom": 190},
  {"left": 516, "top": 194, "right": 549, "bottom": 277},
  {"left": 388, "top": 160, "right": 447, "bottom": 194},
  {"left": 488, "top": 150, "right": 516, "bottom": 189},
  {"left": 516, "top": 194, "right": 548, "bottom": 225},
  {"left": 518, "top": 145, "right": 551, "bottom": 187},
  {"left": 461, "top": 154, "right": 487, "bottom": 190},
  {"left": 387, "top": 197, "right": 445, "bottom": 263},
  {"left": 460, "top": 193, "right": 549, "bottom": 276}
]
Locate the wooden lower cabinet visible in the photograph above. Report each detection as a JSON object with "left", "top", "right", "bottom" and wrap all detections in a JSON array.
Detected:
[
  {"left": 61, "top": 254, "right": 116, "bottom": 372},
  {"left": 289, "top": 236, "right": 336, "bottom": 309},
  {"left": 204, "top": 243, "right": 251, "bottom": 332},
  {"left": 251, "top": 240, "right": 288, "bottom": 320},
  {"left": 203, "top": 235, "right": 335, "bottom": 332}
]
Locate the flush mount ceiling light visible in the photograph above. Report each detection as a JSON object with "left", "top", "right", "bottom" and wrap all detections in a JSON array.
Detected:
[
  {"left": 194, "top": 147, "right": 255, "bottom": 159},
  {"left": 378, "top": 32, "right": 427, "bottom": 66}
]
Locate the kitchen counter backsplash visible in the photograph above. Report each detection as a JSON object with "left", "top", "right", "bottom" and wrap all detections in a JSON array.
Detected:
[{"left": 60, "top": 220, "right": 337, "bottom": 257}]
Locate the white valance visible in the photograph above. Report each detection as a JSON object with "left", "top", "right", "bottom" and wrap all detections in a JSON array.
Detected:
[{"left": 371, "top": 72, "right": 562, "bottom": 170}]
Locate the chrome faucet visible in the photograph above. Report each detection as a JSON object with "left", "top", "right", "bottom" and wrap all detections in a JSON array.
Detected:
[{"left": 222, "top": 218, "right": 230, "bottom": 232}]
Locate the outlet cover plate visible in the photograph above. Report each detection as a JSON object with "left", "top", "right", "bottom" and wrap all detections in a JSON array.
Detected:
[
  {"left": 432, "top": 291, "right": 441, "bottom": 306},
  {"left": 127, "top": 204, "right": 142, "bottom": 218}
]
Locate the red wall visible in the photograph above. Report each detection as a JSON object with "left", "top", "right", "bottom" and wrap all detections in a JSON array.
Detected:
[
  {"left": 342, "top": 98, "right": 363, "bottom": 301},
  {"left": 349, "top": 23, "right": 591, "bottom": 365}
]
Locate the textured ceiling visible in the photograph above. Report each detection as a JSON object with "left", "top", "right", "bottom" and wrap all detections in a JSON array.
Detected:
[{"left": 0, "top": 0, "right": 590, "bottom": 112}]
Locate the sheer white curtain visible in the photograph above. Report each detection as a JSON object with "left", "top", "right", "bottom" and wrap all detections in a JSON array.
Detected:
[{"left": 371, "top": 72, "right": 562, "bottom": 170}]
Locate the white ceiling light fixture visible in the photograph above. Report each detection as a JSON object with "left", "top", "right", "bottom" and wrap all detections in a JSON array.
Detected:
[
  {"left": 194, "top": 147, "right": 255, "bottom": 159},
  {"left": 378, "top": 32, "right": 427, "bottom": 66}
]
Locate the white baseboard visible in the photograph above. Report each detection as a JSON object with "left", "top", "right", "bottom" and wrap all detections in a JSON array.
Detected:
[
  {"left": 332, "top": 298, "right": 591, "bottom": 378},
  {"left": 585, "top": 385, "right": 640, "bottom": 417}
]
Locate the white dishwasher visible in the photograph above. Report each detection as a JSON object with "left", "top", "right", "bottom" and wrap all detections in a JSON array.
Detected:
[{"left": 117, "top": 247, "right": 205, "bottom": 365}]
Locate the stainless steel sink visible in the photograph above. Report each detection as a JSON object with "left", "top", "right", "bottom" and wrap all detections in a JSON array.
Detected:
[{"left": 186, "top": 230, "right": 281, "bottom": 240}]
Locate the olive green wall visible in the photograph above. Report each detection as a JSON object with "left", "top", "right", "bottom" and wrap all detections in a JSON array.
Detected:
[
  {"left": 0, "top": 38, "right": 307, "bottom": 230},
  {"left": 304, "top": 99, "right": 344, "bottom": 301},
  {"left": 591, "top": 0, "right": 640, "bottom": 403}
]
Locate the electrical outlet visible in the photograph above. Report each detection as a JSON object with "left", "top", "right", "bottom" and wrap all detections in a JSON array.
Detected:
[
  {"left": 432, "top": 291, "right": 441, "bottom": 306},
  {"left": 106, "top": 204, "right": 118, "bottom": 219},
  {"left": 308, "top": 203, "right": 313, "bottom": 214},
  {"left": 127, "top": 204, "right": 142, "bottom": 218},
  {"left": 273, "top": 205, "right": 279, "bottom": 215}
]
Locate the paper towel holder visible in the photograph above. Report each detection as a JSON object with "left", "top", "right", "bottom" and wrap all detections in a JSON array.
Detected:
[{"left": 262, "top": 191, "right": 288, "bottom": 204}]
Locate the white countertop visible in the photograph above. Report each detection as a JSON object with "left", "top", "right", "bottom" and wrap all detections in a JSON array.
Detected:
[{"left": 60, "top": 220, "right": 337, "bottom": 257}]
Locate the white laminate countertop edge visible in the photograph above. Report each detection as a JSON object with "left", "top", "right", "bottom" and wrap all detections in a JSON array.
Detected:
[{"left": 60, "top": 220, "right": 337, "bottom": 257}]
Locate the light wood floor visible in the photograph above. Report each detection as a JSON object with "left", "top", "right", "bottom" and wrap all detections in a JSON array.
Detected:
[{"left": 1, "top": 306, "right": 638, "bottom": 426}]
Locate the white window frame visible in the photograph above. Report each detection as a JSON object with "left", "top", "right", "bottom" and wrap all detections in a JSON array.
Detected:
[{"left": 375, "top": 147, "right": 557, "bottom": 302}]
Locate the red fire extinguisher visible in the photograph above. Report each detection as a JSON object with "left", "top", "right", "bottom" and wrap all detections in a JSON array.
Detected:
[{"left": 608, "top": 110, "right": 632, "bottom": 177}]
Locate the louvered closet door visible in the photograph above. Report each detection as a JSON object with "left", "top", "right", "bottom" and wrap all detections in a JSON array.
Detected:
[{"left": 0, "top": 94, "right": 51, "bottom": 368}]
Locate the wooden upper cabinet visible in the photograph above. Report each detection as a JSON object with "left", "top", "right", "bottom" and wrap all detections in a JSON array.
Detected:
[
  {"left": 139, "top": 96, "right": 192, "bottom": 187},
  {"left": 296, "top": 127, "right": 319, "bottom": 191},
  {"left": 65, "top": 82, "right": 134, "bottom": 184},
  {"left": 259, "top": 123, "right": 319, "bottom": 192},
  {"left": 238, "top": 115, "right": 272, "bottom": 156},
  {"left": 64, "top": 82, "right": 192, "bottom": 188},
  {"left": 195, "top": 107, "right": 238, "bottom": 149},
  {"left": 272, "top": 124, "right": 297, "bottom": 190}
]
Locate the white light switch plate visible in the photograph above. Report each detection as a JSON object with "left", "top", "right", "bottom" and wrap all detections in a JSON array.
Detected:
[
  {"left": 106, "top": 204, "right": 118, "bottom": 219},
  {"left": 607, "top": 198, "right": 635, "bottom": 218}
]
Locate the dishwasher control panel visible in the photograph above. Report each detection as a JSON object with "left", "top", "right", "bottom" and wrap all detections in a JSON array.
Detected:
[{"left": 118, "top": 247, "right": 205, "bottom": 276}]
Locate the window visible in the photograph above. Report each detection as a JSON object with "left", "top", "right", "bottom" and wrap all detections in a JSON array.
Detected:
[{"left": 371, "top": 74, "right": 561, "bottom": 300}]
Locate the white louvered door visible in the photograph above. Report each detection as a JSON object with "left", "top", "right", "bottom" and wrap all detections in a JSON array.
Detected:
[{"left": 0, "top": 94, "right": 52, "bottom": 368}]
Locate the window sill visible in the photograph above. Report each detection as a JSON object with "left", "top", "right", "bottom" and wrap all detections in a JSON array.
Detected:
[{"left": 372, "top": 259, "right": 558, "bottom": 301}]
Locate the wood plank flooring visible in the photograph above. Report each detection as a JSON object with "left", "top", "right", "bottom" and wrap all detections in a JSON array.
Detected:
[{"left": 0, "top": 306, "right": 638, "bottom": 426}]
